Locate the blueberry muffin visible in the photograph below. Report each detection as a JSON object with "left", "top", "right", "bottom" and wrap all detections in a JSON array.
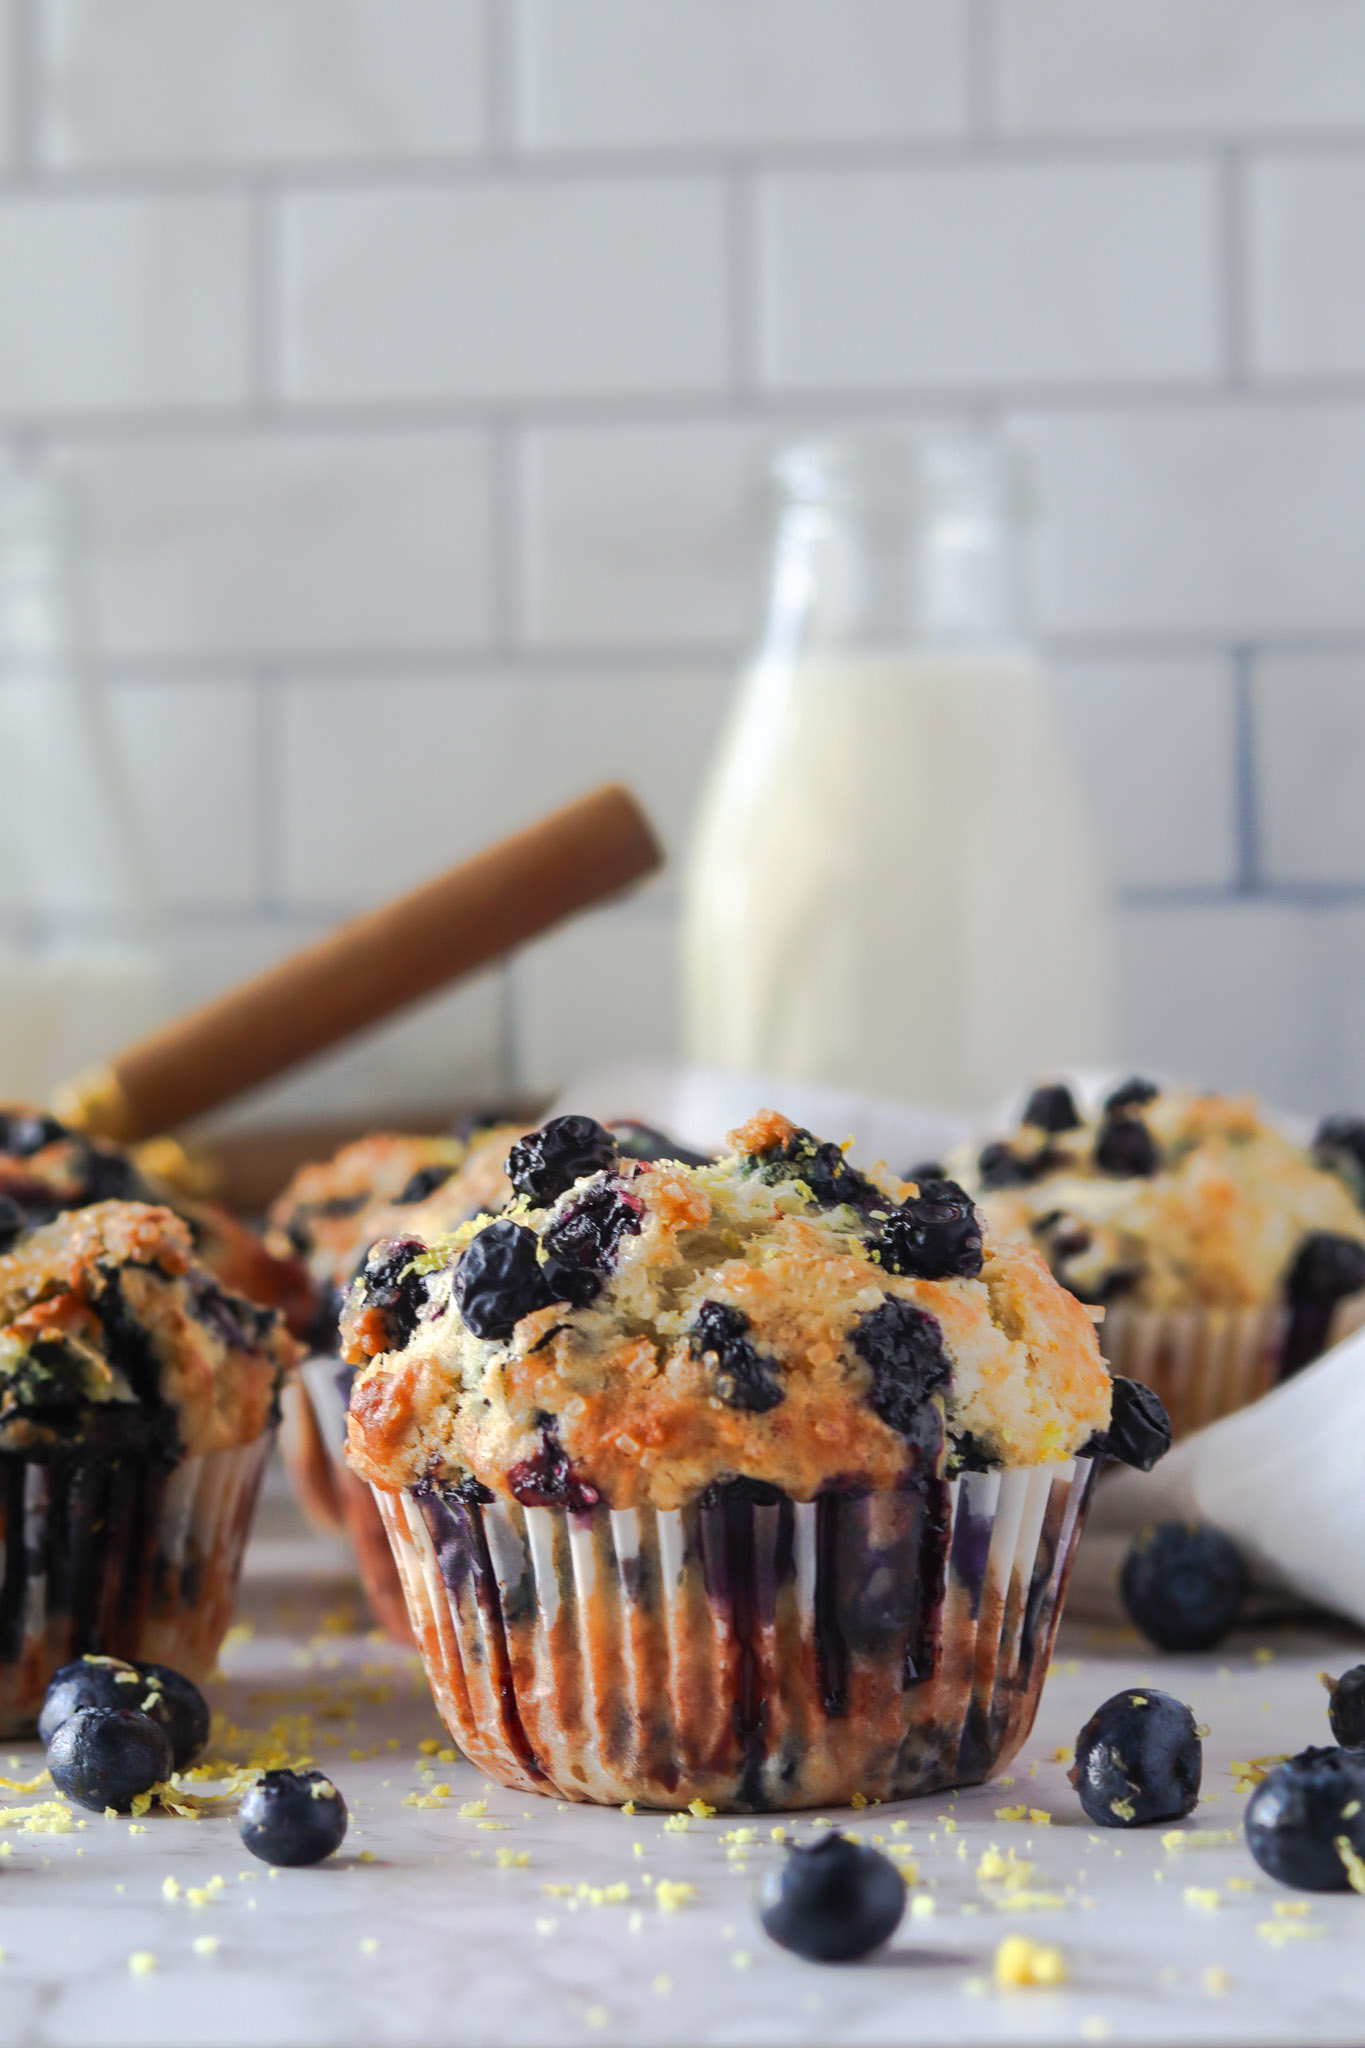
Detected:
[
  {"left": 343, "top": 1111, "right": 1127, "bottom": 1811},
  {"left": 268, "top": 1122, "right": 526, "bottom": 1640},
  {"left": 0, "top": 1107, "right": 315, "bottom": 1341},
  {"left": 0, "top": 1200, "right": 299, "bottom": 1733},
  {"left": 955, "top": 1079, "right": 1365, "bottom": 1432}
]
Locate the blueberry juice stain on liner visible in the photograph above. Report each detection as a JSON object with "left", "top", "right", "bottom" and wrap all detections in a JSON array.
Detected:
[{"left": 374, "top": 1454, "right": 1098, "bottom": 1812}]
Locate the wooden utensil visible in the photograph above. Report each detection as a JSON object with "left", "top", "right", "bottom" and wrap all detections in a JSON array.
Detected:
[{"left": 54, "top": 783, "right": 662, "bottom": 1143}]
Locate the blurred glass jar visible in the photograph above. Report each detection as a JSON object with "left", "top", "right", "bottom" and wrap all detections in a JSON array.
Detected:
[
  {"left": 682, "top": 427, "right": 1113, "bottom": 1115},
  {"left": 0, "top": 462, "right": 164, "bottom": 1101}
]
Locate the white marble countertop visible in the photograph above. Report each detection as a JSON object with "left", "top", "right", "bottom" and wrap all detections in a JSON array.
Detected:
[{"left": 4, "top": 1496, "right": 1365, "bottom": 2048}]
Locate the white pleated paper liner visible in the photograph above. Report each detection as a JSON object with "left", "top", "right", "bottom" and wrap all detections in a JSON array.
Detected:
[
  {"left": 373, "top": 1455, "right": 1097, "bottom": 1812},
  {"left": 1085, "top": 1319, "right": 1365, "bottom": 1631},
  {"left": 0, "top": 1431, "right": 273, "bottom": 1737},
  {"left": 298, "top": 1357, "right": 413, "bottom": 1644}
]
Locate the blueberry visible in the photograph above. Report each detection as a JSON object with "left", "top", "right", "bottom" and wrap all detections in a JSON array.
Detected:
[
  {"left": 1094, "top": 1115, "right": 1160, "bottom": 1178},
  {"left": 39, "top": 1657, "right": 208, "bottom": 1770},
  {"left": 1022, "top": 1083, "right": 1082, "bottom": 1134},
  {"left": 689, "top": 1300, "right": 784, "bottom": 1413},
  {"left": 976, "top": 1141, "right": 1033, "bottom": 1190},
  {"left": 1312, "top": 1115, "right": 1365, "bottom": 1204},
  {"left": 507, "top": 1116, "right": 618, "bottom": 1207},
  {"left": 852, "top": 1296, "right": 950, "bottom": 1441},
  {"left": 758, "top": 1832, "right": 905, "bottom": 1962},
  {"left": 46, "top": 1706, "right": 172, "bottom": 1813},
  {"left": 1325, "top": 1666, "right": 1365, "bottom": 1750},
  {"left": 607, "top": 1121, "right": 712, "bottom": 1169},
  {"left": 453, "top": 1221, "right": 555, "bottom": 1341},
  {"left": 0, "top": 1111, "right": 66, "bottom": 1157},
  {"left": 742, "top": 1125, "right": 881, "bottom": 1215},
  {"left": 395, "top": 1163, "right": 455, "bottom": 1205},
  {"left": 904, "top": 1160, "right": 945, "bottom": 1185},
  {"left": 879, "top": 1179, "right": 983, "bottom": 1281},
  {"left": 1105, "top": 1377, "right": 1172, "bottom": 1473},
  {"left": 1120, "top": 1521, "right": 1245, "bottom": 1653},
  {"left": 1104, "top": 1078, "right": 1160, "bottom": 1115},
  {"left": 1245, "top": 1748, "right": 1365, "bottom": 1891},
  {"left": 1286, "top": 1231, "right": 1365, "bottom": 1308},
  {"left": 506, "top": 1422, "right": 600, "bottom": 1511},
  {"left": 1070, "top": 1689, "right": 1202, "bottom": 1828},
  {"left": 355, "top": 1236, "right": 429, "bottom": 1352},
  {"left": 238, "top": 1767, "right": 348, "bottom": 1868},
  {"left": 0, "top": 1196, "right": 25, "bottom": 1254},
  {"left": 541, "top": 1181, "right": 642, "bottom": 1303}
]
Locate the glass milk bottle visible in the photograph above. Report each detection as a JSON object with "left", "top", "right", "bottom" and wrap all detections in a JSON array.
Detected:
[
  {"left": 682, "top": 429, "right": 1112, "bottom": 1115},
  {"left": 0, "top": 462, "right": 165, "bottom": 1102}
]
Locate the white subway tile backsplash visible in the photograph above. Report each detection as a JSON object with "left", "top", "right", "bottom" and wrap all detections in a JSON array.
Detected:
[
  {"left": 1052, "top": 656, "right": 1237, "bottom": 889},
  {"left": 63, "top": 433, "right": 491, "bottom": 659},
  {"left": 0, "top": 196, "right": 248, "bottom": 414},
  {"left": 281, "top": 179, "right": 729, "bottom": 403},
  {"left": 996, "top": 0, "right": 1365, "bottom": 138},
  {"left": 41, "top": 0, "right": 484, "bottom": 166},
  {"left": 169, "top": 917, "right": 504, "bottom": 1127},
  {"left": 757, "top": 162, "right": 1221, "bottom": 391},
  {"left": 521, "top": 421, "right": 774, "bottom": 647},
  {"left": 514, "top": 0, "right": 969, "bottom": 151},
  {"left": 1246, "top": 154, "right": 1365, "bottom": 380},
  {"left": 1116, "top": 899, "right": 1365, "bottom": 1116},
  {"left": 1019, "top": 403, "right": 1365, "bottom": 637},
  {"left": 510, "top": 900, "right": 679, "bottom": 1095},
  {"left": 110, "top": 678, "right": 259, "bottom": 908},
  {"left": 278, "top": 666, "right": 730, "bottom": 909},
  {"left": 1255, "top": 652, "right": 1365, "bottom": 884}
]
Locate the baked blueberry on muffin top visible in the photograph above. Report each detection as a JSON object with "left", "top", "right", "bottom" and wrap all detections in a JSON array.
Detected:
[
  {"left": 0, "top": 1201, "right": 298, "bottom": 1460},
  {"left": 343, "top": 1109, "right": 1112, "bottom": 1512},
  {"left": 958, "top": 1081, "right": 1365, "bottom": 1315}
]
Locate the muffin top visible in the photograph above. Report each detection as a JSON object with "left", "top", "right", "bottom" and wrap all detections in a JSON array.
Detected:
[
  {"left": 0, "top": 1201, "right": 300, "bottom": 1459},
  {"left": 267, "top": 1125, "right": 525, "bottom": 1348},
  {"left": 954, "top": 1079, "right": 1365, "bottom": 1312},
  {"left": 342, "top": 1110, "right": 1111, "bottom": 1513},
  {"left": 0, "top": 1106, "right": 315, "bottom": 1339}
]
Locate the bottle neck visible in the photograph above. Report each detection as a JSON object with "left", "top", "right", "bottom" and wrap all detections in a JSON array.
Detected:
[{"left": 759, "top": 436, "right": 1031, "bottom": 663}]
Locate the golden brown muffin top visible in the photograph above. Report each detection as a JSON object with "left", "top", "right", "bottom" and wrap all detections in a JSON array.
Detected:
[
  {"left": 342, "top": 1111, "right": 1110, "bottom": 1512},
  {"left": 0, "top": 1201, "right": 300, "bottom": 1458},
  {"left": 954, "top": 1079, "right": 1365, "bottom": 1311}
]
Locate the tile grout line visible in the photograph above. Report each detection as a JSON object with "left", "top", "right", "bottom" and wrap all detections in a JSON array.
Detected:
[{"left": 1231, "top": 644, "right": 1262, "bottom": 894}]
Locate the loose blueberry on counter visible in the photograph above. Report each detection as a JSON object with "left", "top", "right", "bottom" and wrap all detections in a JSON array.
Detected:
[
  {"left": 39, "top": 1657, "right": 209, "bottom": 1770},
  {"left": 1070, "top": 1689, "right": 1201, "bottom": 1828},
  {"left": 1245, "top": 1748, "right": 1365, "bottom": 1891},
  {"left": 758, "top": 1832, "right": 905, "bottom": 1962},
  {"left": 1312, "top": 1115, "right": 1365, "bottom": 1204},
  {"left": 1323, "top": 1665, "right": 1365, "bottom": 1750},
  {"left": 1105, "top": 1377, "right": 1172, "bottom": 1473},
  {"left": 507, "top": 1116, "right": 618, "bottom": 1207},
  {"left": 1022, "top": 1082, "right": 1082, "bottom": 1134},
  {"left": 879, "top": 1178, "right": 983, "bottom": 1280},
  {"left": 689, "top": 1300, "right": 784, "bottom": 1413},
  {"left": 239, "top": 1767, "right": 348, "bottom": 1867},
  {"left": 1094, "top": 1115, "right": 1160, "bottom": 1178},
  {"left": 1120, "top": 1521, "right": 1245, "bottom": 1653},
  {"left": 453, "top": 1220, "right": 555, "bottom": 1340},
  {"left": 1282, "top": 1230, "right": 1365, "bottom": 1379},
  {"left": 46, "top": 1706, "right": 172, "bottom": 1813}
]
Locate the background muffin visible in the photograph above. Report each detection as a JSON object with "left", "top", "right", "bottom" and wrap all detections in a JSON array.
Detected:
[
  {"left": 954, "top": 1078, "right": 1365, "bottom": 1434},
  {"left": 0, "top": 1200, "right": 298, "bottom": 1731},
  {"left": 344, "top": 1111, "right": 1122, "bottom": 1812}
]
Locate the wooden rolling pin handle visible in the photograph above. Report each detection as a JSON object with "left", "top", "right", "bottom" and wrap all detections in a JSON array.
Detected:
[{"left": 58, "top": 783, "right": 662, "bottom": 1143}]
